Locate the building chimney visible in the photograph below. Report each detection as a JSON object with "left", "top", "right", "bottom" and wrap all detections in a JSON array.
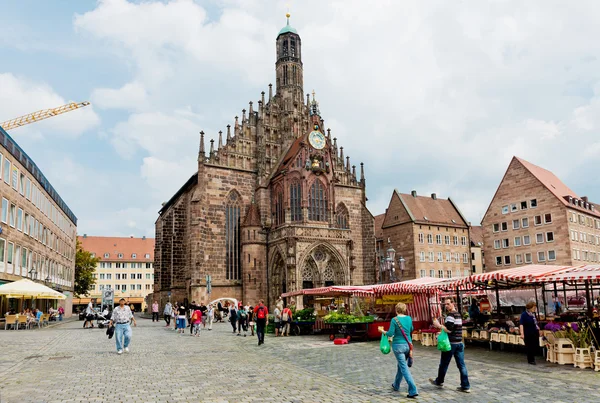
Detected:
[
  {"left": 411, "top": 190, "right": 417, "bottom": 197},
  {"left": 142, "top": 236, "right": 146, "bottom": 240},
  {"left": 431, "top": 193, "right": 437, "bottom": 200},
  {"left": 582, "top": 196, "right": 589, "bottom": 203},
  {"left": 83, "top": 234, "right": 87, "bottom": 238}
]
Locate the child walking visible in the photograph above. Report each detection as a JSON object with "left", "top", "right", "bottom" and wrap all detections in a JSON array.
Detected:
[{"left": 191, "top": 307, "right": 202, "bottom": 337}]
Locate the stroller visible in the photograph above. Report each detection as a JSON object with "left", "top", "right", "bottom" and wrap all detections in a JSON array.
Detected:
[{"left": 96, "top": 308, "right": 111, "bottom": 329}]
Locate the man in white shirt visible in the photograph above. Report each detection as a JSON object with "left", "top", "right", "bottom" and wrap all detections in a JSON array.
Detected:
[{"left": 109, "top": 298, "right": 137, "bottom": 354}]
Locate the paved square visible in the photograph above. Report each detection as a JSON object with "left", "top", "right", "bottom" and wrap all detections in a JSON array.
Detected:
[{"left": 0, "top": 318, "right": 598, "bottom": 402}]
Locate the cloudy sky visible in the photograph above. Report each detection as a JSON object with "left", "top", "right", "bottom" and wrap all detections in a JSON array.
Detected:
[{"left": 1, "top": 0, "right": 600, "bottom": 237}]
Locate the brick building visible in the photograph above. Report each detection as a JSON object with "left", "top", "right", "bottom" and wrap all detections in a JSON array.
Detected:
[
  {"left": 153, "top": 16, "right": 375, "bottom": 309},
  {"left": 0, "top": 126, "right": 77, "bottom": 315},
  {"left": 482, "top": 156, "right": 600, "bottom": 271},
  {"left": 77, "top": 235, "right": 154, "bottom": 311},
  {"left": 375, "top": 190, "right": 471, "bottom": 281}
]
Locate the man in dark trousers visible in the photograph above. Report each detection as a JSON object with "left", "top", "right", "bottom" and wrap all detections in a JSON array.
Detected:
[
  {"left": 429, "top": 298, "right": 471, "bottom": 393},
  {"left": 253, "top": 300, "right": 269, "bottom": 346}
]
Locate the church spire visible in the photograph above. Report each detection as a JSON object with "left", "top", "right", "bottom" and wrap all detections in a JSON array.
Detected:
[{"left": 276, "top": 12, "right": 303, "bottom": 104}]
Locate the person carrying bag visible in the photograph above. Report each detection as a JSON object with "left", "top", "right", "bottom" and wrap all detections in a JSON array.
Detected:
[{"left": 378, "top": 303, "right": 418, "bottom": 399}]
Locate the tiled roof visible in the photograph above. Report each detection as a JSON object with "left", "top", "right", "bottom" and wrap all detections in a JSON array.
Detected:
[
  {"left": 374, "top": 213, "right": 385, "bottom": 240},
  {"left": 397, "top": 192, "right": 468, "bottom": 227},
  {"left": 470, "top": 226, "right": 483, "bottom": 246},
  {"left": 242, "top": 202, "right": 261, "bottom": 227},
  {"left": 516, "top": 157, "right": 600, "bottom": 218},
  {"left": 78, "top": 236, "right": 155, "bottom": 262}
]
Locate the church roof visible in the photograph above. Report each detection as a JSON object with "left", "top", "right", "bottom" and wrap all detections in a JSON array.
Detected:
[
  {"left": 278, "top": 14, "right": 298, "bottom": 36},
  {"left": 242, "top": 202, "right": 261, "bottom": 227}
]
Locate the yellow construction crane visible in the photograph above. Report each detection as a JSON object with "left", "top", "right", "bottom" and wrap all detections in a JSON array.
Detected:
[{"left": 0, "top": 101, "right": 91, "bottom": 131}]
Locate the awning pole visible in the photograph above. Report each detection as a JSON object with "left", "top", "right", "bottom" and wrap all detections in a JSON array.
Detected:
[
  {"left": 427, "top": 292, "right": 433, "bottom": 323},
  {"left": 534, "top": 286, "right": 540, "bottom": 321},
  {"left": 495, "top": 280, "right": 501, "bottom": 319},
  {"left": 563, "top": 283, "right": 567, "bottom": 311},
  {"left": 585, "top": 280, "right": 593, "bottom": 318},
  {"left": 456, "top": 288, "right": 461, "bottom": 315},
  {"left": 541, "top": 283, "right": 547, "bottom": 318}
]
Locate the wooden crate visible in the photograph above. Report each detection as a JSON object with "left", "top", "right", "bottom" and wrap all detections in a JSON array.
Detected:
[
  {"left": 498, "top": 333, "right": 508, "bottom": 343},
  {"left": 479, "top": 330, "right": 489, "bottom": 340},
  {"left": 556, "top": 352, "right": 574, "bottom": 365},
  {"left": 507, "top": 334, "right": 517, "bottom": 344},
  {"left": 594, "top": 351, "right": 600, "bottom": 372},
  {"left": 471, "top": 330, "right": 479, "bottom": 339},
  {"left": 555, "top": 338, "right": 575, "bottom": 354},
  {"left": 546, "top": 346, "right": 556, "bottom": 363},
  {"left": 490, "top": 333, "right": 499, "bottom": 342},
  {"left": 412, "top": 332, "right": 421, "bottom": 342}
]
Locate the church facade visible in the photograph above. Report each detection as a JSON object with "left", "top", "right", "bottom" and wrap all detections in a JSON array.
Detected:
[{"left": 152, "top": 17, "right": 376, "bottom": 309}]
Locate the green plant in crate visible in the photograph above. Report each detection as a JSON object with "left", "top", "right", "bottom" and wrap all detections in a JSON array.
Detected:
[{"left": 294, "top": 308, "right": 316, "bottom": 322}]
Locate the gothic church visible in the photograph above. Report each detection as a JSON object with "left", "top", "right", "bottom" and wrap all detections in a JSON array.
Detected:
[{"left": 153, "top": 16, "right": 376, "bottom": 309}]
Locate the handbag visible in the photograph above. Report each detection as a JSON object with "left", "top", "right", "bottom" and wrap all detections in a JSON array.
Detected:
[{"left": 395, "top": 317, "right": 414, "bottom": 367}]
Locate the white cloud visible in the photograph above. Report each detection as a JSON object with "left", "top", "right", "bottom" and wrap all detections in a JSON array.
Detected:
[
  {"left": 0, "top": 73, "right": 100, "bottom": 137},
  {"left": 91, "top": 81, "right": 148, "bottom": 110},
  {"left": 71, "top": 0, "right": 600, "bottom": 231}
]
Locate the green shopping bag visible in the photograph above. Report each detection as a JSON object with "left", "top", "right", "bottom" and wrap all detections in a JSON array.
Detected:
[
  {"left": 437, "top": 330, "right": 451, "bottom": 352},
  {"left": 380, "top": 334, "right": 391, "bottom": 354}
]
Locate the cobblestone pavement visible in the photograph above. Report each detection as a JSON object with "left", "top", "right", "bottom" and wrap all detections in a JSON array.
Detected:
[{"left": 0, "top": 318, "right": 598, "bottom": 402}]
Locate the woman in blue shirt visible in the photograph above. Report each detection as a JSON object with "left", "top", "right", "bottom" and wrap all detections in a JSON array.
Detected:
[{"left": 379, "top": 302, "right": 418, "bottom": 398}]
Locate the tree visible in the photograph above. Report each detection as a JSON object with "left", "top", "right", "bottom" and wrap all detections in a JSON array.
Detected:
[{"left": 75, "top": 239, "right": 99, "bottom": 297}]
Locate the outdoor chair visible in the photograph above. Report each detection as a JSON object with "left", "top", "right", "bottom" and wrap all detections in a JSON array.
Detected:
[
  {"left": 4, "top": 315, "right": 17, "bottom": 330},
  {"left": 16, "top": 315, "right": 28, "bottom": 330},
  {"left": 41, "top": 314, "right": 49, "bottom": 327}
]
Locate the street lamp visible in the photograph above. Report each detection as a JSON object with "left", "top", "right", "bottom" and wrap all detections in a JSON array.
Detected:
[
  {"left": 398, "top": 256, "right": 406, "bottom": 278},
  {"left": 29, "top": 268, "right": 37, "bottom": 280},
  {"left": 377, "top": 249, "right": 385, "bottom": 284},
  {"left": 386, "top": 238, "right": 396, "bottom": 282}
]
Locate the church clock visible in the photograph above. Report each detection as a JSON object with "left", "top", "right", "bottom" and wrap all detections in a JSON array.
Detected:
[{"left": 308, "top": 130, "right": 326, "bottom": 150}]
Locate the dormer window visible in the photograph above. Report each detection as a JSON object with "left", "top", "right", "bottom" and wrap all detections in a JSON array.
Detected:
[
  {"left": 132, "top": 253, "right": 137, "bottom": 259},
  {"left": 145, "top": 253, "right": 150, "bottom": 259},
  {"left": 104, "top": 253, "right": 109, "bottom": 258},
  {"left": 118, "top": 253, "right": 123, "bottom": 259}
]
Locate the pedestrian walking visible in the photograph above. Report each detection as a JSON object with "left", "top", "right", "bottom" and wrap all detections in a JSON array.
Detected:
[
  {"left": 429, "top": 298, "right": 471, "bottom": 393},
  {"left": 189, "top": 301, "right": 198, "bottom": 335},
  {"left": 281, "top": 305, "right": 293, "bottom": 336},
  {"left": 191, "top": 306, "right": 202, "bottom": 337},
  {"left": 109, "top": 298, "right": 137, "bottom": 354},
  {"left": 207, "top": 304, "right": 214, "bottom": 330},
  {"left": 253, "top": 300, "right": 269, "bottom": 346},
  {"left": 176, "top": 303, "right": 187, "bottom": 334},
  {"left": 58, "top": 306, "right": 64, "bottom": 321},
  {"left": 520, "top": 301, "right": 541, "bottom": 365},
  {"left": 172, "top": 303, "right": 178, "bottom": 331},
  {"left": 273, "top": 305, "right": 281, "bottom": 337},
  {"left": 152, "top": 300, "right": 160, "bottom": 322},
  {"left": 200, "top": 302, "right": 208, "bottom": 329},
  {"left": 83, "top": 301, "right": 95, "bottom": 329},
  {"left": 163, "top": 301, "right": 172, "bottom": 327},
  {"left": 129, "top": 304, "right": 135, "bottom": 325},
  {"left": 229, "top": 305, "right": 238, "bottom": 333},
  {"left": 237, "top": 306, "right": 248, "bottom": 337},
  {"left": 379, "top": 302, "right": 418, "bottom": 399},
  {"left": 248, "top": 305, "right": 255, "bottom": 336}
]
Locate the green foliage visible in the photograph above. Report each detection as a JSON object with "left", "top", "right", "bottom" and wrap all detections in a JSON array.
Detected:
[
  {"left": 294, "top": 308, "right": 316, "bottom": 321},
  {"left": 554, "top": 323, "right": 593, "bottom": 348},
  {"left": 74, "top": 239, "right": 99, "bottom": 297},
  {"left": 323, "top": 312, "right": 374, "bottom": 323}
]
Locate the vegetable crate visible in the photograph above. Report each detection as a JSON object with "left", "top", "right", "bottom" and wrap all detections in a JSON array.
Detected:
[
  {"left": 479, "top": 330, "right": 489, "bottom": 340},
  {"left": 412, "top": 332, "right": 421, "bottom": 342},
  {"left": 507, "top": 334, "right": 517, "bottom": 344},
  {"left": 574, "top": 348, "right": 594, "bottom": 370},
  {"left": 554, "top": 338, "right": 575, "bottom": 365},
  {"left": 498, "top": 333, "right": 508, "bottom": 343},
  {"left": 471, "top": 330, "right": 479, "bottom": 339},
  {"left": 490, "top": 333, "right": 499, "bottom": 342},
  {"left": 421, "top": 332, "right": 438, "bottom": 347}
]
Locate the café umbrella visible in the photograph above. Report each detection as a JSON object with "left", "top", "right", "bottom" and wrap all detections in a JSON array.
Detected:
[{"left": 0, "top": 278, "right": 66, "bottom": 300}]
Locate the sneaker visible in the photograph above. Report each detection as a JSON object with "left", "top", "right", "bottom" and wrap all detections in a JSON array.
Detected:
[
  {"left": 456, "top": 387, "right": 471, "bottom": 393},
  {"left": 117, "top": 350, "right": 123, "bottom": 355},
  {"left": 407, "top": 394, "right": 419, "bottom": 399},
  {"left": 391, "top": 384, "right": 399, "bottom": 392},
  {"left": 124, "top": 347, "right": 129, "bottom": 353},
  {"left": 429, "top": 378, "right": 443, "bottom": 387}
]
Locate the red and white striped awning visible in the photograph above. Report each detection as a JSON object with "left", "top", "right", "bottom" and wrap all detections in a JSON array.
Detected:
[
  {"left": 373, "top": 277, "right": 446, "bottom": 295},
  {"left": 525, "top": 265, "right": 600, "bottom": 283},
  {"left": 281, "top": 285, "right": 376, "bottom": 298},
  {"left": 460, "top": 264, "right": 570, "bottom": 287}
]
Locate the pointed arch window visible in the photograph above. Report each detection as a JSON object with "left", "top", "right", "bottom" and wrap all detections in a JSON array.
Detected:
[
  {"left": 290, "top": 39, "right": 296, "bottom": 57},
  {"left": 282, "top": 40, "right": 288, "bottom": 57},
  {"left": 309, "top": 180, "right": 327, "bottom": 221},
  {"left": 273, "top": 187, "right": 285, "bottom": 226},
  {"left": 290, "top": 182, "right": 303, "bottom": 222},
  {"left": 336, "top": 204, "right": 349, "bottom": 229},
  {"left": 225, "top": 192, "right": 241, "bottom": 280},
  {"left": 283, "top": 65, "right": 288, "bottom": 85}
]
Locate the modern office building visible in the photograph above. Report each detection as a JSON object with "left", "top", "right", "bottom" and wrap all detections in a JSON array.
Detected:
[{"left": 0, "top": 126, "right": 77, "bottom": 315}]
